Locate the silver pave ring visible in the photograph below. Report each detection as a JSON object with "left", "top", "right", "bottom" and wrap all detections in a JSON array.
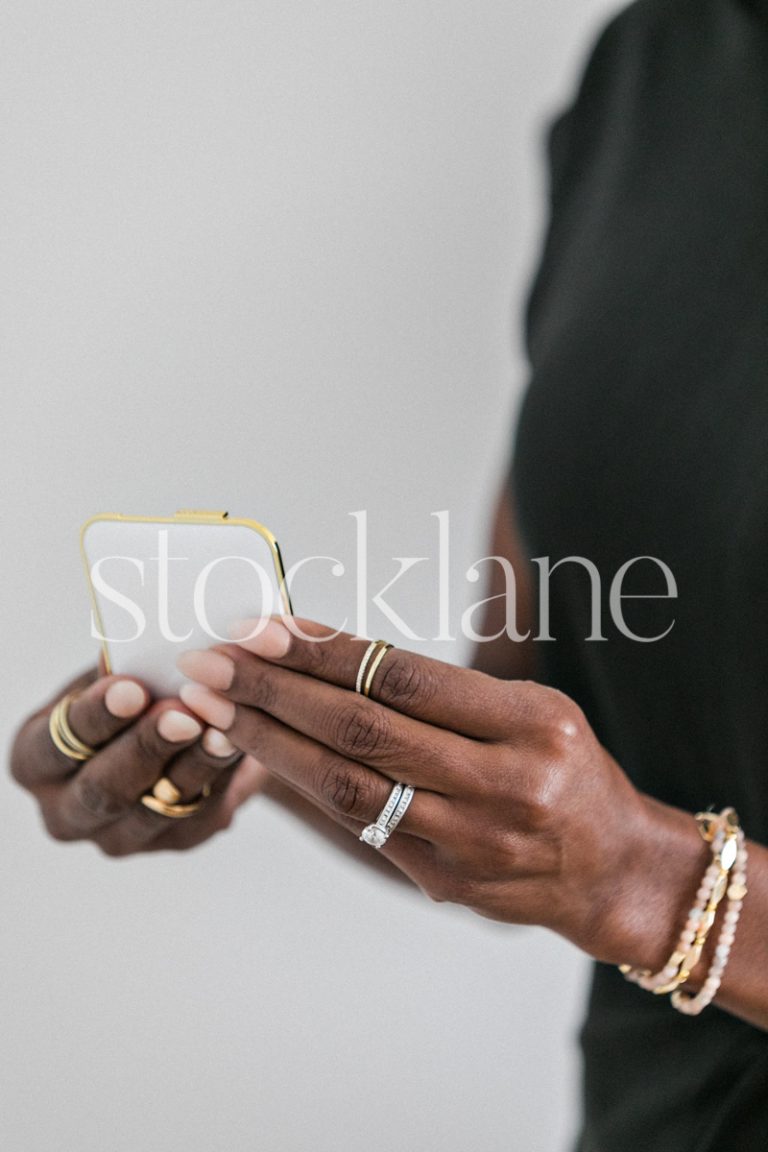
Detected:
[{"left": 360, "top": 782, "right": 415, "bottom": 849}]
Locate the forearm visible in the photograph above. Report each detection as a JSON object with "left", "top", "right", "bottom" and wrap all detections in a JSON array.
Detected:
[
  {"left": 470, "top": 486, "right": 538, "bottom": 681},
  {"left": 604, "top": 794, "right": 768, "bottom": 1031}
]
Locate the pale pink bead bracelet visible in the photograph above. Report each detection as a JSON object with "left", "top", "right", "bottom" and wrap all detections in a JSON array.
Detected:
[
  {"left": 672, "top": 830, "right": 748, "bottom": 1015},
  {"left": 620, "top": 808, "right": 747, "bottom": 1015}
]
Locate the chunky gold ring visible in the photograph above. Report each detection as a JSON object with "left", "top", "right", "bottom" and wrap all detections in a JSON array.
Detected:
[
  {"left": 48, "top": 693, "right": 96, "bottom": 762},
  {"left": 140, "top": 776, "right": 212, "bottom": 819}
]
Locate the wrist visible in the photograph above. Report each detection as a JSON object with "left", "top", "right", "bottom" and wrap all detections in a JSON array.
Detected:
[{"left": 592, "top": 793, "right": 710, "bottom": 969}]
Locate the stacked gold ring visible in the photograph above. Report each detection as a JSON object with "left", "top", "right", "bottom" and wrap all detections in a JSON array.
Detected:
[
  {"left": 355, "top": 640, "right": 393, "bottom": 698},
  {"left": 49, "top": 693, "right": 209, "bottom": 819},
  {"left": 49, "top": 693, "right": 96, "bottom": 762},
  {"left": 140, "top": 776, "right": 211, "bottom": 819}
]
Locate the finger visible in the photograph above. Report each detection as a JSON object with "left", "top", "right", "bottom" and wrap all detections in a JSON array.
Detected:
[
  {"left": 54, "top": 704, "right": 204, "bottom": 836},
  {"left": 225, "top": 616, "right": 520, "bottom": 739},
  {"left": 109, "top": 725, "right": 243, "bottom": 849},
  {"left": 143, "top": 755, "right": 269, "bottom": 852},
  {"left": 92, "top": 738, "right": 245, "bottom": 855},
  {"left": 260, "top": 770, "right": 437, "bottom": 888},
  {"left": 175, "top": 687, "right": 445, "bottom": 840},
  {"left": 165, "top": 727, "right": 242, "bottom": 802},
  {"left": 69, "top": 679, "right": 150, "bottom": 747},
  {"left": 178, "top": 651, "right": 473, "bottom": 794},
  {"left": 13, "top": 676, "right": 150, "bottom": 788}
]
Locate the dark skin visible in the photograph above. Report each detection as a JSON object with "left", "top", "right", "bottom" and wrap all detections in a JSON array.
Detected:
[
  {"left": 9, "top": 489, "right": 768, "bottom": 1028},
  {"left": 10, "top": 667, "right": 255, "bottom": 855}
]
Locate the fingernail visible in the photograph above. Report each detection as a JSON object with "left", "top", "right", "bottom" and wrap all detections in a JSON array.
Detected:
[
  {"left": 176, "top": 649, "right": 235, "bottom": 690},
  {"left": 179, "top": 683, "right": 236, "bottom": 731},
  {"left": 105, "top": 680, "right": 147, "bottom": 719},
  {"left": 202, "top": 727, "right": 236, "bottom": 758},
  {"left": 229, "top": 617, "right": 291, "bottom": 658},
  {"left": 157, "top": 709, "right": 203, "bottom": 743}
]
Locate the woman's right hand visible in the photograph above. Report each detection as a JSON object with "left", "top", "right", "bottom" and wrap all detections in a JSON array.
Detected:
[{"left": 9, "top": 670, "right": 267, "bottom": 855}]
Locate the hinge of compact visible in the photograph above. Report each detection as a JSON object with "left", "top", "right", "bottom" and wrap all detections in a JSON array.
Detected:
[{"left": 174, "top": 509, "right": 230, "bottom": 521}]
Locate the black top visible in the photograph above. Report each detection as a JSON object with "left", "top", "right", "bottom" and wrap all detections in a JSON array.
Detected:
[{"left": 512, "top": 1, "right": 768, "bottom": 1148}]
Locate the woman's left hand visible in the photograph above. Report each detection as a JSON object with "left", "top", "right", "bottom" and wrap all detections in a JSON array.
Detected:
[{"left": 175, "top": 617, "right": 705, "bottom": 966}]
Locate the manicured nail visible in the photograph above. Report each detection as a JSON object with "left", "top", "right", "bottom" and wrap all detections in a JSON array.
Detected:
[
  {"left": 179, "top": 683, "right": 236, "bottom": 731},
  {"left": 202, "top": 727, "right": 237, "bottom": 758},
  {"left": 176, "top": 649, "right": 235, "bottom": 690},
  {"left": 157, "top": 709, "right": 203, "bottom": 743},
  {"left": 105, "top": 680, "right": 147, "bottom": 719},
  {"left": 229, "top": 617, "right": 291, "bottom": 658}
]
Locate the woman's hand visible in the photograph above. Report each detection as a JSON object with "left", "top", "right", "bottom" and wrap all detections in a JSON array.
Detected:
[
  {"left": 10, "top": 669, "right": 265, "bottom": 855},
  {"left": 175, "top": 617, "right": 708, "bottom": 966}
]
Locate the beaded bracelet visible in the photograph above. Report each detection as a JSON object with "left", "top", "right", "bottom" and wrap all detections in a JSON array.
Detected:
[
  {"left": 619, "top": 807, "right": 746, "bottom": 1011},
  {"left": 672, "top": 827, "right": 747, "bottom": 1015}
]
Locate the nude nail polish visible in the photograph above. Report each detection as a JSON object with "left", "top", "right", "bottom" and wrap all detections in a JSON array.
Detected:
[
  {"left": 176, "top": 648, "right": 235, "bottom": 690},
  {"left": 202, "top": 727, "right": 237, "bottom": 758},
  {"left": 157, "top": 709, "right": 203, "bottom": 743},
  {"left": 179, "top": 683, "right": 236, "bottom": 731},
  {"left": 229, "top": 617, "right": 291, "bottom": 658},
  {"left": 105, "top": 680, "right": 147, "bottom": 719}
]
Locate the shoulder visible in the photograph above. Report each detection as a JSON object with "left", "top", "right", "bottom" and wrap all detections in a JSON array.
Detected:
[
  {"left": 525, "top": 0, "right": 730, "bottom": 348},
  {"left": 544, "top": 0, "right": 723, "bottom": 203},
  {"left": 557, "top": 0, "right": 730, "bottom": 123},
  {"left": 574, "top": 0, "right": 711, "bottom": 81}
]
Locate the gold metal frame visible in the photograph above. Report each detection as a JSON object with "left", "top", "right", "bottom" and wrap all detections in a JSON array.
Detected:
[{"left": 80, "top": 509, "right": 293, "bottom": 676}]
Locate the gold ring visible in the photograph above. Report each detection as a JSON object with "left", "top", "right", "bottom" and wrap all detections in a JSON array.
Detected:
[
  {"left": 153, "top": 776, "right": 182, "bottom": 805},
  {"left": 140, "top": 777, "right": 212, "bottom": 819},
  {"left": 48, "top": 692, "right": 96, "bottom": 762},
  {"left": 354, "top": 640, "right": 393, "bottom": 698}
]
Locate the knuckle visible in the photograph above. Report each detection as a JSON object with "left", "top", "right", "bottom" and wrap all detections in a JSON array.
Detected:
[
  {"left": 545, "top": 696, "right": 586, "bottom": 758},
  {"left": 318, "top": 760, "right": 370, "bottom": 818},
  {"left": 377, "top": 653, "right": 437, "bottom": 711},
  {"left": 9, "top": 719, "right": 47, "bottom": 789},
  {"left": 241, "top": 665, "right": 279, "bottom": 712},
  {"left": 300, "top": 634, "right": 329, "bottom": 676},
  {"left": 424, "top": 869, "right": 464, "bottom": 906},
  {"left": 71, "top": 773, "right": 125, "bottom": 820},
  {"left": 522, "top": 685, "right": 586, "bottom": 759},
  {"left": 40, "top": 802, "right": 78, "bottom": 843},
  {"left": 96, "top": 836, "right": 129, "bottom": 858},
  {"left": 132, "top": 720, "right": 163, "bottom": 765},
  {"left": 9, "top": 748, "right": 31, "bottom": 788},
  {"left": 46, "top": 824, "right": 77, "bottom": 844},
  {"left": 521, "top": 771, "right": 560, "bottom": 832},
  {"left": 331, "top": 702, "right": 392, "bottom": 761}
]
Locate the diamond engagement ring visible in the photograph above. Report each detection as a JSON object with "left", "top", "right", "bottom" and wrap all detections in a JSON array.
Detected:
[{"left": 360, "top": 781, "right": 415, "bottom": 849}]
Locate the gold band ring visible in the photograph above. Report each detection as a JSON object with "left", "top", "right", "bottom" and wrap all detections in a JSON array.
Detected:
[
  {"left": 140, "top": 776, "right": 212, "bottom": 819},
  {"left": 48, "top": 693, "right": 96, "bottom": 762},
  {"left": 354, "top": 640, "right": 393, "bottom": 699}
]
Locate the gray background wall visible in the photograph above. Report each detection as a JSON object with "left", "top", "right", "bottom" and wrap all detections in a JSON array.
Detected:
[{"left": 1, "top": 3, "right": 621, "bottom": 1149}]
